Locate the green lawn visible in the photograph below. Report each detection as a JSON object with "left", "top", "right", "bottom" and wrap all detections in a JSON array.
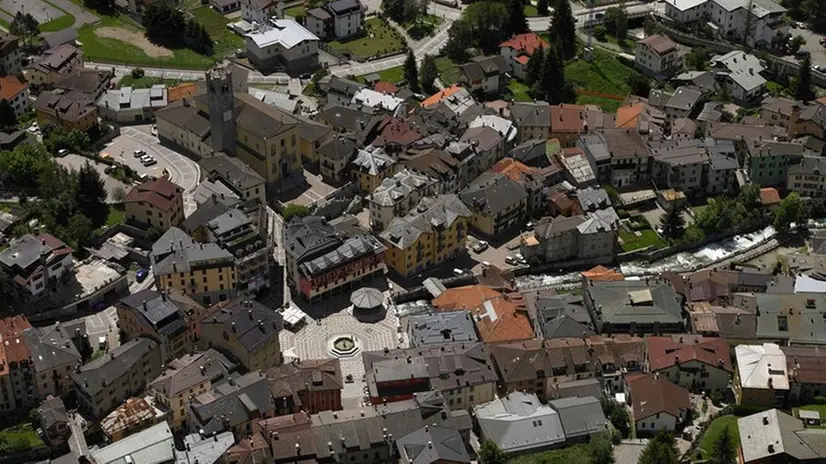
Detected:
[
  {"left": 357, "top": 65, "right": 404, "bottom": 84},
  {"left": 78, "top": 15, "right": 217, "bottom": 69},
  {"left": 435, "top": 56, "right": 459, "bottom": 85},
  {"left": 507, "top": 80, "right": 533, "bottom": 102},
  {"left": 285, "top": 5, "right": 306, "bottom": 17},
  {"left": 118, "top": 75, "right": 194, "bottom": 88},
  {"left": 329, "top": 17, "right": 405, "bottom": 61},
  {"left": 39, "top": 13, "right": 76, "bottom": 32},
  {"left": 524, "top": 3, "right": 539, "bottom": 16},
  {"left": 192, "top": 7, "right": 245, "bottom": 57},
  {"left": 508, "top": 444, "right": 594, "bottom": 464},
  {"left": 566, "top": 48, "right": 640, "bottom": 112},
  {"left": 695, "top": 415, "right": 740, "bottom": 460},
  {"left": 619, "top": 226, "right": 665, "bottom": 252},
  {"left": 0, "top": 424, "right": 44, "bottom": 452},
  {"left": 105, "top": 206, "right": 125, "bottom": 226}
]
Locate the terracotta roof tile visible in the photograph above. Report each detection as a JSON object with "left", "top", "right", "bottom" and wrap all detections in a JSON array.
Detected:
[
  {"left": 421, "top": 85, "right": 463, "bottom": 108},
  {"left": 760, "top": 187, "right": 781, "bottom": 205},
  {"left": 628, "top": 374, "right": 690, "bottom": 421},
  {"left": 0, "top": 315, "right": 32, "bottom": 364},
  {"left": 470, "top": 293, "right": 534, "bottom": 344},
  {"left": 433, "top": 285, "right": 503, "bottom": 312},
  {"left": 167, "top": 82, "right": 200, "bottom": 102},
  {"left": 550, "top": 104, "right": 588, "bottom": 133},
  {"left": 616, "top": 103, "right": 644, "bottom": 129},
  {"left": 0, "top": 75, "right": 26, "bottom": 101},
  {"left": 580, "top": 265, "right": 624, "bottom": 281},
  {"left": 124, "top": 177, "right": 183, "bottom": 211},
  {"left": 646, "top": 336, "right": 732, "bottom": 372},
  {"left": 500, "top": 33, "right": 549, "bottom": 56},
  {"left": 374, "top": 81, "right": 398, "bottom": 95}
]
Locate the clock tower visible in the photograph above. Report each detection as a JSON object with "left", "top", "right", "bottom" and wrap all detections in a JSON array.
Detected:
[{"left": 207, "top": 65, "right": 237, "bottom": 154}]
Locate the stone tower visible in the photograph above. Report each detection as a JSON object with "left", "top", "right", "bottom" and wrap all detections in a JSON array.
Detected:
[{"left": 207, "top": 66, "right": 237, "bottom": 154}]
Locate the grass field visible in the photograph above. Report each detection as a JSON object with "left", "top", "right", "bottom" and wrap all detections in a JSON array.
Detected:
[
  {"left": 285, "top": 5, "right": 307, "bottom": 17},
  {"left": 0, "top": 424, "right": 44, "bottom": 452},
  {"left": 619, "top": 226, "right": 665, "bottom": 252},
  {"left": 507, "top": 80, "right": 533, "bottom": 102},
  {"left": 39, "top": 13, "right": 76, "bottom": 32},
  {"left": 435, "top": 56, "right": 459, "bottom": 85},
  {"left": 695, "top": 415, "right": 740, "bottom": 460},
  {"left": 357, "top": 65, "right": 404, "bottom": 84},
  {"left": 508, "top": 444, "right": 594, "bottom": 464},
  {"left": 118, "top": 75, "right": 195, "bottom": 88},
  {"left": 191, "top": 7, "right": 244, "bottom": 57},
  {"left": 105, "top": 206, "right": 125, "bottom": 227},
  {"left": 566, "top": 48, "right": 639, "bottom": 112},
  {"left": 330, "top": 17, "right": 405, "bottom": 61}
]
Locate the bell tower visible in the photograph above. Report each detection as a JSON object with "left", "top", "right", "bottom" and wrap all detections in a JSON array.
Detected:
[{"left": 207, "top": 65, "right": 237, "bottom": 154}]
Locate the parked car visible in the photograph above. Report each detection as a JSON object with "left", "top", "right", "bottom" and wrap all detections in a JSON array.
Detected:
[
  {"left": 141, "top": 155, "right": 157, "bottom": 166},
  {"left": 472, "top": 240, "right": 489, "bottom": 253},
  {"left": 452, "top": 268, "right": 465, "bottom": 276},
  {"left": 136, "top": 268, "right": 148, "bottom": 282},
  {"left": 505, "top": 256, "right": 518, "bottom": 265},
  {"left": 57, "top": 148, "right": 69, "bottom": 157},
  {"left": 133, "top": 149, "right": 146, "bottom": 157},
  {"left": 150, "top": 125, "right": 157, "bottom": 136}
]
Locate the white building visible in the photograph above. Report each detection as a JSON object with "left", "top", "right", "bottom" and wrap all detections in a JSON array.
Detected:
[
  {"left": 97, "top": 85, "right": 168, "bottom": 123},
  {"left": 0, "top": 75, "right": 29, "bottom": 118},
  {"left": 629, "top": 374, "right": 691, "bottom": 433},
  {"left": 368, "top": 169, "right": 436, "bottom": 231},
  {"left": 0, "top": 234, "right": 74, "bottom": 301},
  {"left": 305, "top": 0, "right": 364, "bottom": 40},
  {"left": 635, "top": 35, "right": 682, "bottom": 77},
  {"left": 242, "top": 0, "right": 283, "bottom": 25},
  {"left": 474, "top": 392, "right": 566, "bottom": 454},
  {"left": 351, "top": 88, "right": 405, "bottom": 115},
  {"left": 245, "top": 20, "right": 319, "bottom": 73},
  {"left": 711, "top": 51, "right": 767, "bottom": 104},
  {"left": 664, "top": 0, "right": 788, "bottom": 48}
]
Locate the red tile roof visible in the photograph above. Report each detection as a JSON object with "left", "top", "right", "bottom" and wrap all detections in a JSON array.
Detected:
[
  {"left": 0, "top": 315, "right": 32, "bottom": 364},
  {"left": 491, "top": 158, "right": 540, "bottom": 185},
  {"left": 124, "top": 177, "right": 183, "bottom": 211},
  {"left": 551, "top": 104, "right": 588, "bottom": 133},
  {"left": 421, "top": 85, "right": 464, "bottom": 108},
  {"left": 372, "top": 116, "right": 422, "bottom": 148},
  {"left": 628, "top": 374, "right": 691, "bottom": 421},
  {"left": 470, "top": 293, "right": 534, "bottom": 344},
  {"left": 500, "top": 33, "right": 549, "bottom": 57},
  {"left": 759, "top": 187, "right": 781, "bottom": 206},
  {"left": 581, "top": 265, "right": 624, "bottom": 281},
  {"left": 374, "top": 81, "right": 398, "bottom": 95},
  {"left": 433, "top": 285, "right": 503, "bottom": 312},
  {"left": 646, "top": 336, "right": 732, "bottom": 372},
  {"left": 0, "top": 75, "right": 26, "bottom": 101}
]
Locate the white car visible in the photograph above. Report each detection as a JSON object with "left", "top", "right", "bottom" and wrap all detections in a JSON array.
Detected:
[
  {"left": 472, "top": 240, "right": 489, "bottom": 253},
  {"left": 505, "top": 256, "right": 518, "bottom": 265},
  {"left": 452, "top": 268, "right": 465, "bottom": 276},
  {"left": 57, "top": 148, "right": 69, "bottom": 156},
  {"left": 150, "top": 125, "right": 157, "bottom": 136},
  {"left": 134, "top": 149, "right": 146, "bottom": 157}
]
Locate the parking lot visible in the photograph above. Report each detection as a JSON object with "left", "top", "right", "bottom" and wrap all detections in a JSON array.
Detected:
[
  {"left": 56, "top": 154, "right": 129, "bottom": 202},
  {"left": 103, "top": 125, "right": 200, "bottom": 213},
  {"left": 466, "top": 234, "right": 527, "bottom": 273},
  {"left": 278, "top": 170, "right": 338, "bottom": 206},
  {"left": 793, "top": 26, "right": 826, "bottom": 71}
]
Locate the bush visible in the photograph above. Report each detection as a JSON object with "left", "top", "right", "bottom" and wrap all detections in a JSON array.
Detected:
[
  {"left": 593, "top": 25, "right": 607, "bottom": 41},
  {"left": 131, "top": 67, "right": 145, "bottom": 79},
  {"left": 282, "top": 203, "right": 311, "bottom": 222},
  {"left": 616, "top": 208, "right": 630, "bottom": 219},
  {"left": 710, "top": 389, "right": 724, "bottom": 406}
]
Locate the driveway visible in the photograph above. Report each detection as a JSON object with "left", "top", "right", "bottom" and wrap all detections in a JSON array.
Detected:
[
  {"left": 103, "top": 125, "right": 200, "bottom": 214},
  {"left": 56, "top": 154, "right": 129, "bottom": 203}
]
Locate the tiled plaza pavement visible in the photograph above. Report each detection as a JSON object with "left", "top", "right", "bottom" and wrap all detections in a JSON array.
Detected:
[{"left": 279, "top": 303, "right": 406, "bottom": 408}]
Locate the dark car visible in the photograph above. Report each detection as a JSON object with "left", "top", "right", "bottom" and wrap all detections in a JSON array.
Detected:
[{"left": 136, "top": 268, "right": 149, "bottom": 282}]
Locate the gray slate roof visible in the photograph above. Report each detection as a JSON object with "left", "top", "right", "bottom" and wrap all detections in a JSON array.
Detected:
[
  {"left": 397, "top": 426, "right": 471, "bottom": 464},
  {"left": 150, "top": 349, "right": 237, "bottom": 397},
  {"left": 381, "top": 194, "right": 471, "bottom": 249},
  {"left": 154, "top": 242, "right": 235, "bottom": 276},
  {"left": 407, "top": 310, "right": 479, "bottom": 347},
  {"left": 460, "top": 172, "right": 527, "bottom": 216},
  {"left": 91, "top": 421, "right": 174, "bottom": 464},
  {"left": 73, "top": 338, "right": 160, "bottom": 397},
  {"left": 205, "top": 299, "right": 283, "bottom": 352},
  {"left": 548, "top": 396, "right": 609, "bottom": 439},
  {"left": 23, "top": 323, "right": 82, "bottom": 374},
  {"left": 199, "top": 154, "right": 265, "bottom": 191},
  {"left": 190, "top": 371, "right": 276, "bottom": 435},
  {"left": 586, "top": 279, "right": 684, "bottom": 330},
  {"left": 510, "top": 101, "right": 551, "bottom": 128},
  {"left": 474, "top": 391, "right": 566, "bottom": 453}
]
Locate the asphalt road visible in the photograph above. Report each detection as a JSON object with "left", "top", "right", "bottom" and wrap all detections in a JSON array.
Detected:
[
  {"left": 47, "top": 0, "right": 99, "bottom": 25},
  {"left": 103, "top": 125, "right": 201, "bottom": 215},
  {"left": 791, "top": 27, "right": 826, "bottom": 71}
]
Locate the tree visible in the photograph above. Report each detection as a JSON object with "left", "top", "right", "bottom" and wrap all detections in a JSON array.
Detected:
[
  {"left": 549, "top": 0, "right": 577, "bottom": 59},
  {"left": 443, "top": 19, "right": 473, "bottom": 62},
  {"left": 404, "top": 49, "right": 420, "bottom": 93},
  {"left": 796, "top": 55, "right": 816, "bottom": 101},
  {"left": 604, "top": 6, "right": 628, "bottom": 40},
  {"left": 463, "top": 1, "right": 509, "bottom": 54},
  {"left": 710, "top": 425, "right": 737, "bottom": 464},
  {"left": 382, "top": 0, "right": 405, "bottom": 22},
  {"left": 0, "top": 99, "right": 17, "bottom": 128},
  {"left": 627, "top": 74, "right": 651, "bottom": 97},
  {"left": 639, "top": 431, "right": 679, "bottom": 464},
  {"left": 738, "top": 183, "right": 761, "bottom": 211},
  {"left": 536, "top": 45, "right": 574, "bottom": 104},
  {"left": 478, "top": 440, "right": 507, "bottom": 464},
  {"left": 419, "top": 54, "right": 438, "bottom": 93},
  {"left": 537, "top": 0, "right": 549, "bottom": 15},
  {"left": 83, "top": 0, "right": 116, "bottom": 12},
  {"left": 507, "top": 0, "right": 528, "bottom": 37},
  {"left": 590, "top": 434, "right": 615, "bottom": 464},
  {"left": 789, "top": 35, "right": 806, "bottom": 54},
  {"left": 525, "top": 49, "right": 544, "bottom": 86},
  {"left": 66, "top": 214, "right": 94, "bottom": 249},
  {"left": 774, "top": 192, "right": 803, "bottom": 232},
  {"left": 112, "top": 186, "right": 126, "bottom": 203},
  {"left": 593, "top": 24, "right": 607, "bottom": 41},
  {"left": 76, "top": 161, "right": 108, "bottom": 226},
  {"left": 9, "top": 12, "right": 38, "bottom": 47},
  {"left": 660, "top": 205, "right": 685, "bottom": 239},
  {"left": 684, "top": 47, "right": 710, "bottom": 71},
  {"left": 601, "top": 398, "right": 630, "bottom": 437},
  {"left": 283, "top": 203, "right": 311, "bottom": 222},
  {"left": 805, "top": 0, "right": 826, "bottom": 32},
  {"left": 644, "top": 17, "right": 658, "bottom": 35}
]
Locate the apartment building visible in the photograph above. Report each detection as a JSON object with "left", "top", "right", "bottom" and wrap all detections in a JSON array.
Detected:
[
  {"left": 283, "top": 215, "right": 386, "bottom": 302},
  {"left": 646, "top": 335, "right": 733, "bottom": 393},
  {"left": 711, "top": 51, "right": 767, "bottom": 104},
  {"left": 241, "top": 0, "right": 283, "bottom": 24},
  {"left": 0, "top": 316, "right": 36, "bottom": 412},
  {"left": 0, "top": 233, "right": 73, "bottom": 303},
  {"left": 635, "top": 34, "right": 681, "bottom": 77},
  {"left": 546, "top": 335, "right": 645, "bottom": 394},
  {"left": 201, "top": 299, "right": 283, "bottom": 371},
  {"left": 733, "top": 343, "right": 789, "bottom": 407},
  {"left": 116, "top": 289, "right": 205, "bottom": 363},
  {"left": 203, "top": 208, "right": 272, "bottom": 293},
  {"left": 305, "top": 0, "right": 364, "bottom": 40},
  {"left": 98, "top": 85, "right": 168, "bottom": 123},
  {"left": 380, "top": 195, "right": 471, "bottom": 277},
  {"left": 499, "top": 32, "right": 549, "bottom": 80},
  {"left": 523, "top": 208, "right": 618, "bottom": 265},
  {"left": 363, "top": 342, "right": 498, "bottom": 410},
  {"left": 24, "top": 44, "right": 83, "bottom": 86},
  {"left": 73, "top": 338, "right": 163, "bottom": 418},
  {"left": 245, "top": 19, "right": 319, "bottom": 73},
  {"left": 266, "top": 359, "right": 343, "bottom": 414},
  {"left": 460, "top": 172, "right": 528, "bottom": 236},
  {"left": 510, "top": 101, "right": 551, "bottom": 143},
  {"left": 787, "top": 156, "right": 826, "bottom": 198},
  {"left": 746, "top": 140, "right": 804, "bottom": 187},
  {"left": 474, "top": 392, "right": 566, "bottom": 454},
  {"left": 583, "top": 278, "right": 686, "bottom": 334},
  {"left": 350, "top": 146, "right": 396, "bottom": 193},
  {"left": 0, "top": 75, "right": 29, "bottom": 118},
  {"left": 22, "top": 323, "right": 83, "bottom": 403},
  {"left": 664, "top": 0, "right": 788, "bottom": 48},
  {"left": 199, "top": 154, "right": 267, "bottom": 204},
  {"left": 188, "top": 371, "right": 276, "bottom": 436},
  {"left": 149, "top": 349, "right": 238, "bottom": 431},
  {"left": 154, "top": 242, "right": 237, "bottom": 306},
  {"left": 33, "top": 90, "right": 98, "bottom": 131},
  {"left": 368, "top": 169, "right": 436, "bottom": 231},
  {"left": 458, "top": 55, "right": 508, "bottom": 95},
  {"left": 124, "top": 177, "right": 184, "bottom": 230},
  {"left": 0, "top": 33, "right": 21, "bottom": 76}
]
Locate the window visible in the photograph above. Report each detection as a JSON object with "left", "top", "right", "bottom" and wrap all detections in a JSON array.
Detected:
[{"left": 223, "top": 331, "right": 229, "bottom": 341}]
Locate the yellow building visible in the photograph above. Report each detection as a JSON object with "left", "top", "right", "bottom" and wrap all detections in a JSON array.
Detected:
[
  {"left": 201, "top": 299, "right": 283, "bottom": 371},
  {"left": 33, "top": 91, "right": 98, "bottom": 132},
  {"left": 351, "top": 146, "right": 395, "bottom": 193},
  {"left": 149, "top": 349, "right": 237, "bottom": 431},
  {"left": 154, "top": 242, "right": 237, "bottom": 307},
  {"left": 460, "top": 172, "right": 528, "bottom": 237},
  {"left": 124, "top": 177, "right": 185, "bottom": 230},
  {"left": 379, "top": 195, "right": 471, "bottom": 277},
  {"left": 193, "top": 92, "right": 303, "bottom": 184},
  {"left": 24, "top": 44, "right": 83, "bottom": 87},
  {"left": 299, "top": 119, "right": 332, "bottom": 164}
]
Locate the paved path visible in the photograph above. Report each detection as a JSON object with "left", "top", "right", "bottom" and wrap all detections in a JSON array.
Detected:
[
  {"left": 46, "top": 0, "right": 99, "bottom": 25},
  {"left": 68, "top": 413, "right": 89, "bottom": 458},
  {"left": 85, "top": 62, "right": 294, "bottom": 85}
]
